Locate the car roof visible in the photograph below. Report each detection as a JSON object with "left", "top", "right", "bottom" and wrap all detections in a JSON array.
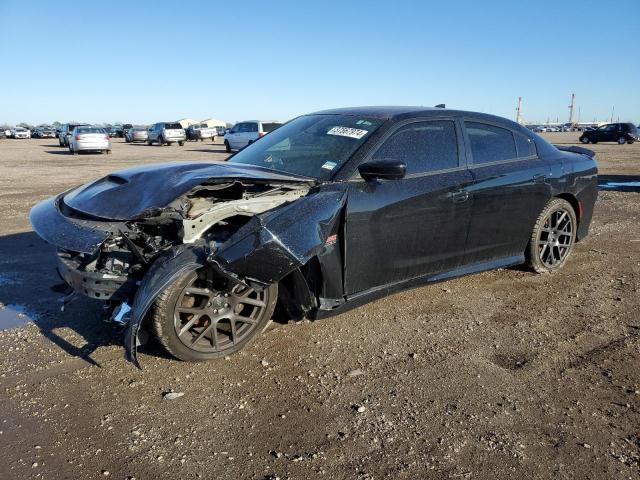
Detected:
[{"left": 309, "top": 106, "right": 519, "bottom": 125}]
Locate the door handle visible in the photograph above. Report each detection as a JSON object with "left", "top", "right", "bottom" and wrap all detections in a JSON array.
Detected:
[
  {"left": 533, "top": 174, "right": 546, "bottom": 183},
  {"left": 451, "top": 189, "right": 469, "bottom": 203}
]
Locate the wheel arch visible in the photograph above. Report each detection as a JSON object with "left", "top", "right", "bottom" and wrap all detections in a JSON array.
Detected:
[{"left": 554, "top": 192, "right": 582, "bottom": 236}]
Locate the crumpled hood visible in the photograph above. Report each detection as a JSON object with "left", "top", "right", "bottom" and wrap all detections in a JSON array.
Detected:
[{"left": 62, "top": 161, "right": 315, "bottom": 220}]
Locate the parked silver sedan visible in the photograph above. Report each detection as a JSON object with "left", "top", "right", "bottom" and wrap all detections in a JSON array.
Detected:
[
  {"left": 69, "top": 126, "right": 111, "bottom": 155},
  {"left": 125, "top": 127, "right": 149, "bottom": 143}
]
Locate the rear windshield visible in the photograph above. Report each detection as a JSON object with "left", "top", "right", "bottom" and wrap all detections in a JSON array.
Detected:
[
  {"left": 132, "top": 127, "right": 145, "bottom": 132},
  {"left": 77, "top": 127, "right": 106, "bottom": 134},
  {"left": 262, "top": 122, "right": 282, "bottom": 132},
  {"left": 164, "top": 123, "right": 182, "bottom": 129}
]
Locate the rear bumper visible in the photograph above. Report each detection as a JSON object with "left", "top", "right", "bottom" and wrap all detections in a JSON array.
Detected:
[{"left": 76, "top": 141, "right": 111, "bottom": 150}]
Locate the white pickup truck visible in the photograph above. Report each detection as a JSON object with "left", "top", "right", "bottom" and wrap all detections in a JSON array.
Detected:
[{"left": 186, "top": 123, "right": 216, "bottom": 142}]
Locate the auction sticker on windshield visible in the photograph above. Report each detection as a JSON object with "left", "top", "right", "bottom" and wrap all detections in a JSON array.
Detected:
[{"left": 327, "top": 126, "right": 368, "bottom": 139}]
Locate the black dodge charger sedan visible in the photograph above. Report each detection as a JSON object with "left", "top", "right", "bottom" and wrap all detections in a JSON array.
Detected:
[{"left": 30, "top": 107, "right": 598, "bottom": 366}]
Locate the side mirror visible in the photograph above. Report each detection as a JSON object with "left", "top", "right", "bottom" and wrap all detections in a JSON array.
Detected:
[{"left": 358, "top": 160, "right": 406, "bottom": 181}]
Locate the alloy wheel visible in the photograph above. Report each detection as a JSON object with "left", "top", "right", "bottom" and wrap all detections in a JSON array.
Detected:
[
  {"left": 537, "top": 207, "right": 573, "bottom": 268},
  {"left": 173, "top": 278, "right": 271, "bottom": 353}
]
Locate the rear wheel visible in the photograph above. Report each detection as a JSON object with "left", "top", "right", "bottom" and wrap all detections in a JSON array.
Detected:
[
  {"left": 526, "top": 198, "right": 577, "bottom": 273},
  {"left": 224, "top": 140, "right": 231, "bottom": 153},
  {"left": 617, "top": 136, "right": 626, "bottom": 145},
  {"left": 178, "top": 141, "right": 184, "bottom": 146},
  {"left": 158, "top": 136, "right": 164, "bottom": 146},
  {"left": 151, "top": 270, "right": 277, "bottom": 362}
]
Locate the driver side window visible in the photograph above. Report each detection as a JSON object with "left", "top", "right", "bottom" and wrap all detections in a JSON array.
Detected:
[{"left": 372, "top": 120, "right": 459, "bottom": 174}]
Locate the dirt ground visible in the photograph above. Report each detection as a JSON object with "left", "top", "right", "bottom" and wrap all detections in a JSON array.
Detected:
[{"left": 0, "top": 133, "right": 638, "bottom": 480}]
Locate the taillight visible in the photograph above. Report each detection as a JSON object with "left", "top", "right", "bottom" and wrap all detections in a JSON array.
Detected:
[
  {"left": 75, "top": 135, "right": 81, "bottom": 140},
  {"left": 258, "top": 132, "right": 266, "bottom": 137},
  {"left": 104, "top": 135, "right": 109, "bottom": 140}
]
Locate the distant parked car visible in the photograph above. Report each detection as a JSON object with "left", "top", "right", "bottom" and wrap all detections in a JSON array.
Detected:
[
  {"left": 579, "top": 123, "right": 638, "bottom": 145},
  {"left": 33, "top": 127, "right": 56, "bottom": 138},
  {"left": 186, "top": 123, "right": 216, "bottom": 142},
  {"left": 68, "top": 126, "right": 111, "bottom": 154},
  {"left": 146, "top": 122, "right": 186, "bottom": 146},
  {"left": 125, "top": 127, "right": 149, "bottom": 143},
  {"left": 12, "top": 127, "right": 31, "bottom": 139},
  {"left": 223, "top": 120, "right": 282, "bottom": 152},
  {"left": 59, "top": 123, "right": 90, "bottom": 146},
  {"left": 121, "top": 124, "right": 133, "bottom": 138},
  {"left": 4, "top": 128, "right": 12, "bottom": 138}
]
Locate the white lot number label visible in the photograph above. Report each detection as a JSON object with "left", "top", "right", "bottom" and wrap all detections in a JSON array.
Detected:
[{"left": 327, "top": 126, "right": 368, "bottom": 140}]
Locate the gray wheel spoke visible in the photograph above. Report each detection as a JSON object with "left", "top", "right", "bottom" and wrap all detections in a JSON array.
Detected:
[
  {"left": 192, "top": 320, "right": 216, "bottom": 345},
  {"left": 178, "top": 314, "right": 201, "bottom": 336},
  {"left": 185, "top": 287, "right": 212, "bottom": 297},
  {"left": 239, "top": 297, "right": 266, "bottom": 308},
  {"left": 177, "top": 306, "right": 206, "bottom": 315},
  {"left": 233, "top": 314, "right": 258, "bottom": 325},
  {"left": 230, "top": 319, "right": 237, "bottom": 344}
]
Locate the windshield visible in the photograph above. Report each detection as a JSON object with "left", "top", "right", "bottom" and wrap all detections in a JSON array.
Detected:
[{"left": 229, "top": 114, "right": 383, "bottom": 179}]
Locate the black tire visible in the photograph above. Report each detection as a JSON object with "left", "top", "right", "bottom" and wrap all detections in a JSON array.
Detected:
[
  {"left": 146, "top": 139, "right": 152, "bottom": 146},
  {"left": 158, "top": 136, "right": 164, "bottom": 146},
  {"left": 628, "top": 139, "right": 635, "bottom": 145},
  {"left": 178, "top": 141, "right": 184, "bottom": 146},
  {"left": 579, "top": 136, "right": 589, "bottom": 144},
  {"left": 125, "top": 136, "right": 130, "bottom": 143},
  {"left": 224, "top": 140, "right": 231, "bottom": 153},
  {"left": 151, "top": 270, "right": 278, "bottom": 362},
  {"left": 525, "top": 198, "right": 577, "bottom": 273},
  {"left": 106, "top": 149, "right": 111, "bottom": 155},
  {"left": 617, "top": 136, "right": 626, "bottom": 145}
]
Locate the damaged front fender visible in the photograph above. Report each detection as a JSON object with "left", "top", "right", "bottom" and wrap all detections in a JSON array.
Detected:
[
  {"left": 124, "top": 243, "right": 208, "bottom": 368},
  {"left": 124, "top": 188, "right": 347, "bottom": 367},
  {"left": 212, "top": 188, "right": 347, "bottom": 286}
]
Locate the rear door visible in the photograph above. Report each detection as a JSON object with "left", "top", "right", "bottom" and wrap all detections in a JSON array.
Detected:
[
  {"left": 462, "top": 120, "right": 551, "bottom": 264},
  {"left": 345, "top": 118, "right": 474, "bottom": 294}
]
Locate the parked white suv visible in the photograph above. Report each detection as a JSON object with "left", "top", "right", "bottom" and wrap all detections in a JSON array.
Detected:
[{"left": 223, "top": 120, "right": 282, "bottom": 152}]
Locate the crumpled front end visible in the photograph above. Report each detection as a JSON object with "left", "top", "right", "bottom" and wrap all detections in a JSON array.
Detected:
[{"left": 29, "top": 165, "right": 339, "bottom": 367}]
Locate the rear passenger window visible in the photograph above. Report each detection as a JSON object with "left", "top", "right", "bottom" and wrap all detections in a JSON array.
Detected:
[
  {"left": 514, "top": 132, "right": 536, "bottom": 157},
  {"left": 465, "top": 122, "right": 517, "bottom": 164},
  {"left": 372, "top": 120, "right": 459, "bottom": 174}
]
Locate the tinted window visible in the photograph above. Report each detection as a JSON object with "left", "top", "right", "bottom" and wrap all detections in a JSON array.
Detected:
[
  {"left": 465, "top": 122, "right": 517, "bottom": 164},
  {"left": 164, "top": 123, "right": 182, "bottom": 129},
  {"left": 77, "top": 127, "right": 106, "bottom": 134},
  {"left": 262, "top": 122, "right": 282, "bottom": 132},
  {"left": 514, "top": 131, "right": 536, "bottom": 157},
  {"left": 246, "top": 123, "right": 259, "bottom": 132},
  {"left": 372, "top": 121, "right": 459, "bottom": 174}
]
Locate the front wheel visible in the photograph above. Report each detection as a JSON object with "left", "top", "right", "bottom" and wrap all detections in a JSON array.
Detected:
[
  {"left": 526, "top": 198, "right": 577, "bottom": 273},
  {"left": 579, "top": 136, "right": 590, "bottom": 144},
  {"left": 617, "top": 136, "right": 626, "bottom": 145},
  {"left": 224, "top": 140, "right": 231, "bottom": 153},
  {"left": 151, "top": 270, "right": 278, "bottom": 362}
]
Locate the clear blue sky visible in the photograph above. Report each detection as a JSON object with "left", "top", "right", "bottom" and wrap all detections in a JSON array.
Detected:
[{"left": 1, "top": 0, "right": 638, "bottom": 126}]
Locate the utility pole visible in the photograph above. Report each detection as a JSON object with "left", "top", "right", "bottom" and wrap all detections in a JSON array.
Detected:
[
  {"left": 610, "top": 106, "right": 615, "bottom": 123},
  {"left": 516, "top": 97, "right": 523, "bottom": 124},
  {"left": 568, "top": 93, "right": 575, "bottom": 125}
]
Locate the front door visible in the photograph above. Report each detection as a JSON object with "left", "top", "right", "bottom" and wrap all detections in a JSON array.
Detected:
[{"left": 344, "top": 119, "right": 473, "bottom": 294}]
